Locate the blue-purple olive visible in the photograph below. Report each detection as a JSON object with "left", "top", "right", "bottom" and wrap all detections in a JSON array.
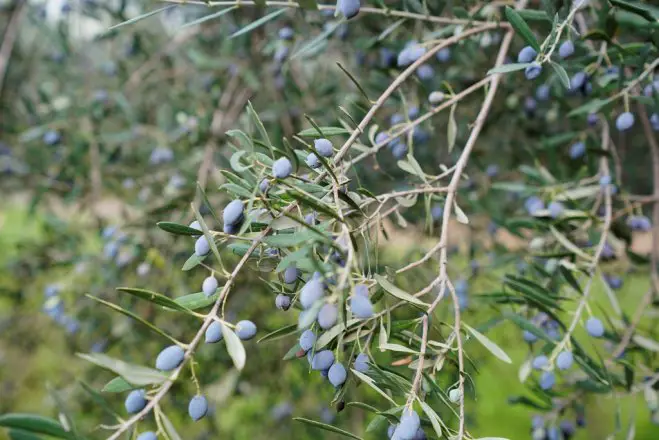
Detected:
[
  {"left": 532, "top": 355, "right": 548, "bottom": 370},
  {"left": 299, "top": 329, "right": 316, "bottom": 351},
  {"left": 188, "top": 395, "right": 208, "bottom": 421},
  {"left": 259, "top": 178, "right": 270, "bottom": 193},
  {"left": 137, "top": 432, "right": 157, "bottom": 440},
  {"left": 395, "top": 409, "right": 420, "bottom": 440},
  {"left": 205, "top": 321, "right": 223, "bottom": 343},
  {"left": 431, "top": 204, "right": 443, "bottom": 220},
  {"left": 223, "top": 199, "right": 244, "bottom": 226},
  {"left": 524, "top": 196, "right": 544, "bottom": 215},
  {"left": 275, "top": 294, "right": 291, "bottom": 311},
  {"left": 436, "top": 47, "right": 451, "bottom": 62},
  {"left": 318, "top": 303, "right": 338, "bottom": 329},
  {"left": 388, "top": 424, "right": 397, "bottom": 439},
  {"left": 428, "top": 91, "right": 445, "bottom": 104},
  {"left": 235, "top": 320, "right": 257, "bottom": 340},
  {"left": 354, "top": 284, "right": 369, "bottom": 296},
  {"left": 124, "top": 389, "right": 147, "bottom": 414},
  {"left": 524, "top": 63, "right": 542, "bottom": 80},
  {"left": 586, "top": 317, "right": 604, "bottom": 337},
  {"left": 278, "top": 26, "right": 294, "bottom": 40},
  {"left": 202, "top": 275, "right": 218, "bottom": 297},
  {"left": 314, "top": 138, "right": 333, "bottom": 157},
  {"left": 353, "top": 353, "right": 369, "bottom": 372},
  {"left": 224, "top": 222, "right": 240, "bottom": 234},
  {"left": 397, "top": 45, "right": 426, "bottom": 67},
  {"left": 548, "top": 201, "right": 564, "bottom": 219},
  {"left": 273, "top": 157, "right": 293, "bottom": 178},
  {"left": 569, "top": 141, "right": 585, "bottom": 159},
  {"left": 351, "top": 295, "right": 374, "bottom": 319},
  {"left": 311, "top": 350, "right": 335, "bottom": 370},
  {"left": 650, "top": 113, "right": 659, "bottom": 131},
  {"left": 535, "top": 84, "right": 550, "bottom": 101},
  {"left": 558, "top": 40, "right": 574, "bottom": 59},
  {"left": 284, "top": 266, "right": 299, "bottom": 284},
  {"left": 539, "top": 371, "right": 555, "bottom": 390},
  {"left": 556, "top": 351, "right": 573, "bottom": 370},
  {"left": 306, "top": 152, "right": 321, "bottom": 169},
  {"left": 416, "top": 64, "right": 434, "bottom": 80},
  {"left": 155, "top": 345, "right": 185, "bottom": 371},
  {"left": 43, "top": 130, "right": 61, "bottom": 146},
  {"left": 615, "top": 112, "right": 635, "bottom": 131},
  {"left": 195, "top": 236, "right": 210, "bottom": 256},
  {"left": 337, "top": 0, "right": 360, "bottom": 19},
  {"left": 300, "top": 278, "right": 324, "bottom": 309},
  {"left": 391, "top": 142, "right": 408, "bottom": 159},
  {"left": 189, "top": 221, "right": 202, "bottom": 234},
  {"left": 517, "top": 46, "right": 537, "bottom": 63},
  {"left": 328, "top": 362, "right": 347, "bottom": 387}
]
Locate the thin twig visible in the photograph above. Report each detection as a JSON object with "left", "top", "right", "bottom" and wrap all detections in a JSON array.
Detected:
[
  {"left": 405, "top": 4, "right": 526, "bottom": 436},
  {"left": 160, "top": 0, "right": 506, "bottom": 26}
]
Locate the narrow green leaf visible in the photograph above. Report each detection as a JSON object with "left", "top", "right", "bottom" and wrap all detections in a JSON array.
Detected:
[
  {"left": 487, "top": 62, "right": 533, "bottom": 75},
  {"left": 380, "top": 342, "right": 418, "bottom": 354},
  {"left": 345, "top": 402, "right": 379, "bottom": 413},
  {"left": 350, "top": 369, "right": 397, "bottom": 405},
  {"left": 182, "top": 253, "right": 205, "bottom": 271},
  {"left": 160, "top": 412, "right": 183, "bottom": 440},
  {"left": 283, "top": 343, "right": 303, "bottom": 360},
  {"left": 517, "top": 9, "right": 551, "bottom": 22},
  {"left": 293, "top": 418, "right": 363, "bottom": 440},
  {"left": 108, "top": 5, "right": 177, "bottom": 31},
  {"left": 316, "top": 319, "right": 360, "bottom": 348},
  {"left": 79, "top": 381, "right": 118, "bottom": 417},
  {"left": 419, "top": 401, "right": 443, "bottom": 439},
  {"left": 9, "top": 429, "right": 44, "bottom": 440},
  {"left": 374, "top": 274, "right": 429, "bottom": 307},
  {"left": 230, "top": 150, "right": 253, "bottom": 173},
  {"left": 610, "top": 0, "right": 656, "bottom": 22},
  {"left": 257, "top": 324, "right": 298, "bottom": 343},
  {"left": 220, "top": 183, "right": 253, "bottom": 198},
  {"left": 293, "top": 20, "right": 342, "bottom": 59},
  {"left": 157, "top": 221, "right": 202, "bottom": 236},
  {"left": 287, "top": 188, "right": 342, "bottom": 222},
  {"left": 337, "top": 62, "right": 371, "bottom": 102},
  {"left": 180, "top": 6, "right": 238, "bottom": 29},
  {"left": 230, "top": 9, "right": 287, "bottom": 39},
  {"left": 297, "top": 126, "right": 351, "bottom": 137},
  {"left": 116, "top": 287, "right": 190, "bottom": 312},
  {"left": 87, "top": 295, "right": 180, "bottom": 344},
  {"left": 464, "top": 323, "right": 512, "bottom": 364},
  {"left": 0, "top": 415, "right": 70, "bottom": 439},
  {"left": 101, "top": 377, "right": 134, "bottom": 393},
  {"left": 447, "top": 104, "right": 457, "bottom": 152},
  {"left": 454, "top": 202, "right": 469, "bottom": 224},
  {"left": 550, "top": 61, "right": 570, "bottom": 89},
  {"left": 221, "top": 322, "right": 246, "bottom": 370},
  {"left": 77, "top": 353, "right": 168, "bottom": 386},
  {"left": 191, "top": 202, "right": 224, "bottom": 271},
  {"left": 567, "top": 98, "right": 612, "bottom": 117},
  {"left": 504, "top": 6, "right": 540, "bottom": 51},
  {"left": 175, "top": 291, "right": 219, "bottom": 310},
  {"left": 246, "top": 101, "right": 273, "bottom": 151}
]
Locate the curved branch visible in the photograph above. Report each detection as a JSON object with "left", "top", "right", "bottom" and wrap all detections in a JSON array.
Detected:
[{"left": 161, "top": 0, "right": 506, "bottom": 26}]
